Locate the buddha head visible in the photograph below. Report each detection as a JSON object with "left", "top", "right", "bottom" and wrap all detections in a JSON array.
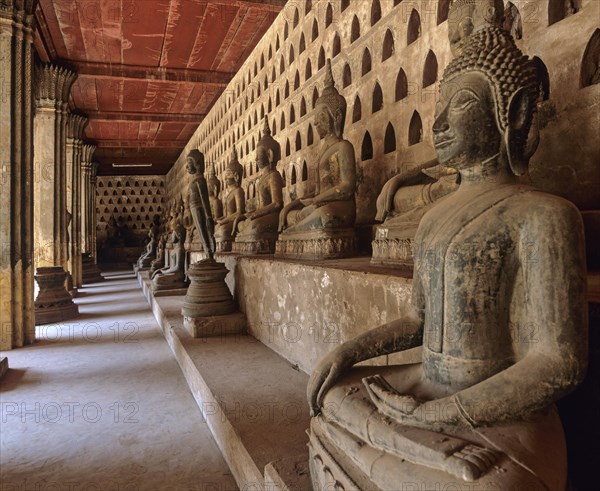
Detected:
[
  {"left": 256, "top": 117, "right": 281, "bottom": 170},
  {"left": 447, "top": 0, "right": 505, "bottom": 56},
  {"left": 433, "top": 24, "right": 539, "bottom": 176},
  {"left": 186, "top": 149, "right": 205, "bottom": 175},
  {"left": 224, "top": 147, "right": 243, "bottom": 187},
  {"left": 314, "top": 59, "right": 347, "bottom": 139}
]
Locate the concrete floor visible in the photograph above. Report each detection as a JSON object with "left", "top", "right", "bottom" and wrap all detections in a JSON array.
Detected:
[{"left": 1, "top": 270, "right": 237, "bottom": 491}]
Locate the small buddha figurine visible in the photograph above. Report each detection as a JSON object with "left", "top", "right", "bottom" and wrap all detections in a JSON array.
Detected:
[
  {"left": 233, "top": 117, "right": 283, "bottom": 253},
  {"left": 307, "top": 4, "right": 587, "bottom": 490},
  {"left": 276, "top": 59, "right": 357, "bottom": 259},
  {"left": 186, "top": 149, "right": 216, "bottom": 260},
  {"left": 214, "top": 147, "right": 245, "bottom": 252},
  {"left": 136, "top": 215, "right": 160, "bottom": 269},
  {"left": 151, "top": 210, "right": 187, "bottom": 291}
]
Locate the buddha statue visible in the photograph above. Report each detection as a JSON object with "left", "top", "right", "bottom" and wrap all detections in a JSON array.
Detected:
[
  {"left": 151, "top": 209, "right": 187, "bottom": 292},
  {"left": 307, "top": 5, "right": 587, "bottom": 490},
  {"left": 214, "top": 147, "right": 245, "bottom": 252},
  {"left": 233, "top": 117, "right": 283, "bottom": 254},
  {"left": 186, "top": 149, "right": 216, "bottom": 260},
  {"left": 276, "top": 59, "right": 357, "bottom": 259},
  {"left": 150, "top": 233, "right": 166, "bottom": 274},
  {"left": 181, "top": 149, "right": 237, "bottom": 319},
  {"left": 207, "top": 167, "right": 224, "bottom": 221},
  {"left": 372, "top": 162, "right": 458, "bottom": 266},
  {"left": 136, "top": 215, "right": 160, "bottom": 269}
]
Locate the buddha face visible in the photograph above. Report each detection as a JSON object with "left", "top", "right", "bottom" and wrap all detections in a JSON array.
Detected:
[
  {"left": 186, "top": 157, "right": 197, "bottom": 175},
  {"left": 256, "top": 146, "right": 270, "bottom": 169},
  {"left": 224, "top": 167, "right": 238, "bottom": 187},
  {"left": 314, "top": 103, "right": 333, "bottom": 138},
  {"left": 433, "top": 71, "right": 502, "bottom": 169}
]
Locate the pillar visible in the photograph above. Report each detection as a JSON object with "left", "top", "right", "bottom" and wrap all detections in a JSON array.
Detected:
[
  {"left": 33, "top": 62, "right": 78, "bottom": 325},
  {"left": 0, "top": 1, "right": 38, "bottom": 349},
  {"left": 66, "top": 113, "right": 88, "bottom": 289},
  {"left": 81, "top": 147, "right": 103, "bottom": 283}
]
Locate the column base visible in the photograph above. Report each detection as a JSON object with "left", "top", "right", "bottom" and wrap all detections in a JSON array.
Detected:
[
  {"left": 82, "top": 253, "right": 104, "bottom": 284},
  {"left": 0, "top": 357, "right": 8, "bottom": 380},
  {"left": 181, "top": 260, "right": 236, "bottom": 318},
  {"left": 275, "top": 228, "right": 357, "bottom": 260},
  {"left": 34, "top": 266, "right": 79, "bottom": 325}
]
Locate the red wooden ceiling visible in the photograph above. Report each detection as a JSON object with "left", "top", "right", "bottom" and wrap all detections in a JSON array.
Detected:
[{"left": 34, "top": 0, "right": 285, "bottom": 175}]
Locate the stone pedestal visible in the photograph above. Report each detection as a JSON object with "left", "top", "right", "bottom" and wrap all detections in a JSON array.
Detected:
[
  {"left": 371, "top": 222, "right": 419, "bottom": 267},
  {"left": 0, "top": 357, "right": 8, "bottom": 380},
  {"left": 181, "top": 260, "right": 236, "bottom": 318},
  {"left": 275, "top": 228, "right": 357, "bottom": 260},
  {"left": 232, "top": 232, "right": 277, "bottom": 254},
  {"left": 34, "top": 266, "right": 79, "bottom": 325},
  {"left": 82, "top": 253, "right": 103, "bottom": 284},
  {"left": 183, "top": 311, "right": 246, "bottom": 338},
  {"left": 215, "top": 238, "right": 233, "bottom": 253}
]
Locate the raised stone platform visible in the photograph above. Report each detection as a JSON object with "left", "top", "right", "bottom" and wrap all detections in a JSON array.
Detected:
[{"left": 137, "top": 271, "right": 311, "bottom": 490}]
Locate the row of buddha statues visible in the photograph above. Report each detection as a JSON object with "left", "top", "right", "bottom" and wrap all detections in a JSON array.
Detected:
[{"left": 133, "top": 2, "right": 588, "bottom": 488}]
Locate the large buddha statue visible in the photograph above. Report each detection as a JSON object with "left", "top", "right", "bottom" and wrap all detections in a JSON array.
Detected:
[
  {"left": 275, "top": 60, "right": 357, "bottom": 260},
  {"left": 307, "top": 4, "right": 587, "bottom": 490},
  {"left": 151, "top": 208, "right": 187, "bottom": 293},
  {"left": 186, "top": 149, "right": 216, "bottom": 260},
  {"left": 181, "top": 149, "right": 237, "bottom": 319},
  {"left": 233, "top": 117, "right": 283, "bottom": 254},
  {"left": 214, "top": 147, "right": 245, "bottom": 252}
]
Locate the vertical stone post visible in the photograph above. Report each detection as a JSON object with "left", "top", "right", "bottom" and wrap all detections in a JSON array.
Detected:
[
  {"left": 33, "top": 63, "right": 78, "bottom": 325},
  {"left": 0, "top": 1, "right": 38, "bottom": 349},
  {"left": 66, "top": 114, "right": 88, "bottom": 289},
  {"left": 90, "top": 162, "right": 99, "bottom": 262},
  {"left": 80, "top": 147, "right": 102, "bottom": 283}
]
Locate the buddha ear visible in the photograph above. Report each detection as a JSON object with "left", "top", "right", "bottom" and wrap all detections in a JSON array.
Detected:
[
  {"left": 505, "top": 87, "right": 537, "bottom": 176},
  {"left": 267, "top": 148, "right": 274, "bottom": 164}
]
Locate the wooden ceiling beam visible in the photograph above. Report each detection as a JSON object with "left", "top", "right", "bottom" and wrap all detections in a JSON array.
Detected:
[
  {"left": 71, "top": 61, "right": 235, "bottom": 85},
  {"left": 87, "top": 110, "right": 206, "bottom": 123}
]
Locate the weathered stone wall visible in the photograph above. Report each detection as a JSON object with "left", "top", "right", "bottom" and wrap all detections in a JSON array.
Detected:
[
  {"left": 95, "top": 175, "right": 165, "bottom": 244},
  {"left": 166, "top": 0, "right": 600, "bottom": 222},
  {"left": 216, "top": 254, "right": 416, "bottom": 374}
]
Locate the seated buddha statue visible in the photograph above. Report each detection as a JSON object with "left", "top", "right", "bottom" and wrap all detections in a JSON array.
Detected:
[
  {"left": 150, "top": 233, "right": 166, "bottom": 274},
  {"left": 276, "top": 59, "right": 357, "bottom": 260},
  {"left": 372, "top": 161, "right": 458, "bottom": 266},
  {"left": 214, "top": 147, "right": 245, "bottom": 252},
  {"left": 207, "top": 167, "right": 224, "bottom": 222},
  {"left": 306, "top": 4, "right": 587, "bottom": 490},
  {"left": 151, "top": 213, "right": 187, "bottom": 292},
  {"left": 136, "top": 215, "right": 160, "bottom": 269},
  {"left": 233, "top": 117, "right": 283, "bottom": 254}
]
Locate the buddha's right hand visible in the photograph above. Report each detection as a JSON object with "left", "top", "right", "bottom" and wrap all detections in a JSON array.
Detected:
[{"left": 307, "top": 348, "right": 354, "bottom": 417}]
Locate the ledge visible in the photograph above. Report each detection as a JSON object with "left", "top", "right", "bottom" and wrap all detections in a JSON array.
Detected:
[{"left": 137, "top": 272, "right": 311, "bottom": 491}]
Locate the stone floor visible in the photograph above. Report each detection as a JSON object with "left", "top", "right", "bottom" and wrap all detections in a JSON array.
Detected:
[{"left": 0, "top": 270, "right": 237, "bottom": 491}]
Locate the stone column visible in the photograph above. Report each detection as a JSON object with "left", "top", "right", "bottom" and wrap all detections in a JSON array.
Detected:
[
  {"left": 0, "top": 1, "right": 38, "bottom": 349},
  {"left": 33, "top": 63, "right": 79, "bottom": 325},
  {"left": 80, "top": 148, "right": 103, "bottom": 283},
  {"left": 66, "top": 114, "right": 88, "bottom": 289}
]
